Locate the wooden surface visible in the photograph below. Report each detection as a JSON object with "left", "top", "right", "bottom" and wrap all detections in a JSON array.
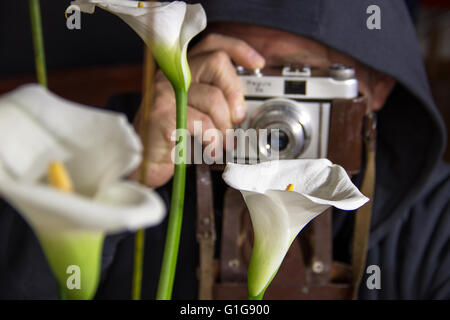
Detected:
[{"left": 0, "top": 64, "right": 143, "bottom": 108}]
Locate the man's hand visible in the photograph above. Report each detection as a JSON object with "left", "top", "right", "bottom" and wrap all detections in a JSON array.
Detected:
[{"left": 134, "top": 33, "right": 265, "bottom": 188}]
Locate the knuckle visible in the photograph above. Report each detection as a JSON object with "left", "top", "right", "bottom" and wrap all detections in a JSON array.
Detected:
[
  {"left": 148, "top": 108, "right": 176, "bottom": 144},
  {"left": 198, "top": 112, "right": 214, "bottom": 129},
  {"left": 154, "top": 69, "right": 167, "bottom": 81},
  {"left": 164, "top": 130, "right": 175, "bottom": 144},
  {"left": 202, "top": 33, "right": 220, "bottom": 46},
  {"left": 154, "top": 81, "right": 165, "bottom": 95},
  {"left": 154, "top": 80, "right": 173, "bottom": 96},
  {"left": 208, "top": 86, "right": 224, "bottom": 106},
  {"left": 234, "top": 38, "right": 251, "bottom": 53},
  {"left": 210, "top": 50, "right": 230, "bottom": 67},
  {"left": 152, "top": 95, "right": 173, "bottom": 114},
  {"left": 162, "top": 120, "right": 176, "bottom": 143}
]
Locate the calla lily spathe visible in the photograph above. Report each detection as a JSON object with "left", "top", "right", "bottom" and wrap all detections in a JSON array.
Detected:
[
  {"left": 0, "top": 84, "right": 165, "bottom": 299},
  {"left": 222, "top": 159, "right": 369, "bottom": 299},
  {"left": 68, "top": 0, "right": 206, "bottom": 90}
]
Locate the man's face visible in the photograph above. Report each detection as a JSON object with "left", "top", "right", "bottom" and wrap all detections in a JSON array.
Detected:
[{"left": 206, "top": 22, "right": 395, "bottom": 111}]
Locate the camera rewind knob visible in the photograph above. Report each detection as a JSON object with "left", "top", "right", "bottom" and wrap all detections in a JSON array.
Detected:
[{"left": 329, "top": 64, "right": 355, "bottom": 80}]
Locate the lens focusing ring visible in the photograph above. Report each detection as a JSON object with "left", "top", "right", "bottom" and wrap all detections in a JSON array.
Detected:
[{"left": 249, "top": 98, "right": 311, "bottom": 159}]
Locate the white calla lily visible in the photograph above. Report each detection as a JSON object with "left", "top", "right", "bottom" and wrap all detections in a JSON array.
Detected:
[
  {"left": 65, "top": 0, "right": 207, "bottom": 299},
  {"left": 0, "top": 84, "right": 165, "bottom": 299},
  {"left": 222, "top": 159, "right": 369, "bottom": 299},
  {"left": 68, "top": 0, "right": 206, "bottom": 91}
]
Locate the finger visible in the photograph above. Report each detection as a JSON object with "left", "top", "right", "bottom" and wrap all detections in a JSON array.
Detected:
[
  {"left": 150, "top": 87, "right": 220, "bottom": 148},
  {"left": 188, "top": 83, "right": 232, "bottom": 133},
  {"left": 189, "top": 51, "right": 246, "bottom": 124},
  {"left": 153, "top": 70, "right": 236, "bottom": 128},
  {"left": 151, "top": 88, "right": 220, "bottom": 146},
  {"left": 186, "top": 106, "right": 218, "bottom": 144},
  {"left": 153, "top": 77, "right": 174, "bottom": 100},
  {"left": 189, "top": 33, "right": 265, "bottom": 69}
]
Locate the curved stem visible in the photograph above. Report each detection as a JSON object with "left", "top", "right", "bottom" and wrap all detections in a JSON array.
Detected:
[
  {"left": 29, "top": 0, "right": 47, "bottom": 87},
  {"left": 156, "top": 87, "right": 187, "bottom": 300}
]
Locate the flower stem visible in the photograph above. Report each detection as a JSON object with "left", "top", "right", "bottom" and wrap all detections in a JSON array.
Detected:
[
  {"left": 29, "top": 0, "right": 47, "bottom": 87},
  {"left": 132, "top": 228, "right": 145, "bottom": 300},
  {"left": 58, "top": 284, "right": 67, "bottom": 300},
  {"left": 131, "top": 46, "right": 155, "bottom": 300},
  {"left": 156, "top": 87, "right": 188, "bottom": 300}
]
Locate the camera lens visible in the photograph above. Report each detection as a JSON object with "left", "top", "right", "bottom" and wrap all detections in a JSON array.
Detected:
[
  {"left": 249, "top": 98, "right": 312, "bottom": 160},
  {"left": 267, "top": 130, "right": 289, "bottom": 151}
]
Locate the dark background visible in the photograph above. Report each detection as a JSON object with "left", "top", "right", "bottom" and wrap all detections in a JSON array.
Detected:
[{"left": 0, "top": 0, "right": 143, "bottom": 75}]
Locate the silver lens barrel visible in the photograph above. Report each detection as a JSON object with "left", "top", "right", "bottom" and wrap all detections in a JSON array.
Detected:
[{"left": 249, "top": 98, "right": 312, "bottom": 159}]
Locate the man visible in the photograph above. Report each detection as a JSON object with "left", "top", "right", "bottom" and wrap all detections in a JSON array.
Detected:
[
  {"left": 0, "top": 0, "right": 448, "bottom": 299},
  {"left": 116, "top": 0, "right": 448, "bottom": 299}
]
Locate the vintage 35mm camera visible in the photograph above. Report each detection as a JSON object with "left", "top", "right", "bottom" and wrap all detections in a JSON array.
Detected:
[{"left": 236, "top": 64, "right": 362, "bottom": 163}]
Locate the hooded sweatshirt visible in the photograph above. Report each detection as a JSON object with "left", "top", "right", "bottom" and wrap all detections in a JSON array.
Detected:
[{"left": 0, "top": 0, "right": 448, "bottom": 300}]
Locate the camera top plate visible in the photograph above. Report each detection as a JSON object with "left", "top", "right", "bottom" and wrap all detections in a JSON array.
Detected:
[{"left": 237, "top": 65, "right": 358, "bottom": 100}]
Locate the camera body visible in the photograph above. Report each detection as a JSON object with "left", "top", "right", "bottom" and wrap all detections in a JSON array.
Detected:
[{"left": 236, "top": 65, "right": 358, "bottom": 160}]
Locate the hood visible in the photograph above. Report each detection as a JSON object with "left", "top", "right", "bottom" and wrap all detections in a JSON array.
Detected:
[{"left": 190, "top": 0, "right": 447, "bottom": 242}]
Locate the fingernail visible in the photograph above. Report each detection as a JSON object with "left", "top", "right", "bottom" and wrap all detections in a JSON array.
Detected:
[{"left": 233, "top": 105, "right": 246, "bottom": 123}]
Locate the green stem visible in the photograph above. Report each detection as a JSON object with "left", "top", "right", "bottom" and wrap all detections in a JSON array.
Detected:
[
  {"left": 58, "top": 284, "right": 67, "bottom": 300},
  {"left": 29, "top": 0, "right": 47, "bottom": 87},
  {"left": 156, "top": 87, "right": 188, "bottom": 300},
  {"left": 132, "top": 228, "right": 146, "bottom": 300}
]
